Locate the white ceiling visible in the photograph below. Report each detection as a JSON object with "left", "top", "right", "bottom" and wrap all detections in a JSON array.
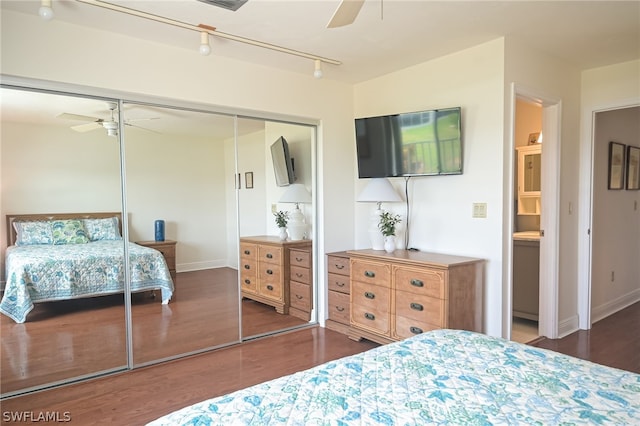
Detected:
[{"left": 2, "top": 0, "right": 639, "bottom": 83}]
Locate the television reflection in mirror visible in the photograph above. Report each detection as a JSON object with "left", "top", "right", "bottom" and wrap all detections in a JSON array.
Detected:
[
  {"left": 271, "top": 136, "right": 296, "bottom": 186},
  {"left": 355, "top": 107, "right": 462, "bottom": 178}
]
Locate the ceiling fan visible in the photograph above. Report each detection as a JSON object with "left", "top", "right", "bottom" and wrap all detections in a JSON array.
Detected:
[
  {"left": 57, "top": 102, "right": 159, "bottom": 136},
  {"left": 327, "top": 0, "right": 366, "bottom": 28}
]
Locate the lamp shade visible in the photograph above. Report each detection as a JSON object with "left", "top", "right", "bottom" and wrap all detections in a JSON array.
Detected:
[
  {"left": 279, "top": 183, "right": 312, "bottom": 204},
  {"left": 357, "top": 178, "right": 402, "bottom": 203}
]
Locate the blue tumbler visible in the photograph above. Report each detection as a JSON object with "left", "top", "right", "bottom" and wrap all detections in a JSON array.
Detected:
[{"left": 154, "top": 220, "right": 165, "bottom": 242}]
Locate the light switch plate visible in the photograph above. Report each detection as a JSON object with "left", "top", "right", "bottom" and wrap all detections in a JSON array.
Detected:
[{"left": 473, "top": 203, "right": 487, "bottom": 218}]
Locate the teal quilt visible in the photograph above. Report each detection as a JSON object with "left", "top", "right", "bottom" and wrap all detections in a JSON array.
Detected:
[
  {"left": 148, "top": 329, "right": 639, "bottom": 425},
  {"left": 1, "top": 241, "right": 173, "bottom": 323}
]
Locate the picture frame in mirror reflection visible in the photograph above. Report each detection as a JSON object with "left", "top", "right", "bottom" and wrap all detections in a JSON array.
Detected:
[
  {"left": 608, "top": 141, "right": 625, "bottom": 190},
  {"left": 626, "top": 145, "right": 639, "bottom": 190},
  {"left": 245, "top": 171, "right": 254, "bottom": 189}
]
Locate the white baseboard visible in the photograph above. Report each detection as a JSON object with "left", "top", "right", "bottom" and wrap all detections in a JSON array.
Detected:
[
  {"left": 177, "top": 260, "right": 229, "bottom": 273},
  {"left": 591, "top": 289, "right": 640, "bottom": 324},
  {"left": 557, "top": 314, "right": 580, "bottom": 339}
]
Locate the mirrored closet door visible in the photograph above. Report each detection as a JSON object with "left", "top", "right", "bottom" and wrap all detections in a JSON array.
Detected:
[
  {"left": 122, "top": 102, "right": 241, "bottom": 365},
  {"left": 0, "top": 88, "right": 127, "bottom": 397},
  {"left": 237, "top": 118, "right": 316, "bottom": 339}
]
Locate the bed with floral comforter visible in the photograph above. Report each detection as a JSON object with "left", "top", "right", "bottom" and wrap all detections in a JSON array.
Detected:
[
  {"left": 148, "top": 329, "right": 640, "bottom": 425},
  {"left": 1, "top": 213, "right": 173, "bottom": 323}
]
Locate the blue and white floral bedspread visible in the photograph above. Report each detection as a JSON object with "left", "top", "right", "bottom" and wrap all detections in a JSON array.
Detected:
[
  {"left": 1, "top": 241, "right": 173, "bottom": 323},
  {"left": 148, "top": 329, "right": 640, "bottom": 425}
]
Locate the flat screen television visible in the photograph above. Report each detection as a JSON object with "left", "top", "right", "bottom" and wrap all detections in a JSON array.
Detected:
[
  {"left": 355, "top": 107, "right": 462, "bottom": 178},
  {"left": 270, "top": 136, "right": 296, "bottom": 186}
]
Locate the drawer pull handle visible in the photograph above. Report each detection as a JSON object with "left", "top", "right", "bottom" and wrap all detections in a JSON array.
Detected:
[
  {"left": 266, "top": 285, "right": 274, "bottom": 291},
  {"left": 410, "top": 279, "right": 424, "bottom": 287},
  {"left": 364, "top": 312, "right": 375, "bottom": 321},
  {"left": 364, "top": 291, "right": 375, "bottom": 299},
  {"left": 364, "top": 270, "right": 375, "bottom": 278},
  {"left": 244, "top": 279, "right": 251, "bottom": 285},
  {"left": 335, "top": 281, "right": 345, "bottom": 287},
  {"left": 266, "top": 253, "right": 273, "bottom": 259},
  {"left": 296, "top": 273, "right": 304, "bottom": 278},
  {"left": 410, "top": 303, "right": 424, "bottom": 311},
  {"left": 266, "top": 269, "right": 273, "bottom": 275},
  {"left": 244, "top": 264, "right": 250, "bottom": 270},
  {"left": 336, "top": 306, "right": 345, "bottom": 312},
  {"left": 410, "top": 326, "right": 423, "bottom": 335},
  {"left": 244, "top": 250, "right": 250, "bottom": 255},
  {"left": 295, "top": 257, "right": 304, "bottom": 262},
  {"left": 296, "top": 294, "right": 303, "bottom": 299},
  {"left": 335, "top": 264, "right": 345, "bottom": 269}
]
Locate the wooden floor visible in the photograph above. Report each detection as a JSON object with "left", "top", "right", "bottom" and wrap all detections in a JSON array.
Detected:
[
  {"left": 2, "top": 297, "right": 637, "bottom": 424},
  {"left": 531, "top": 301, "right": 639, "bottom": 373},
  {"left": 1, "top": 268, "right": 307, "bottom": 396}
]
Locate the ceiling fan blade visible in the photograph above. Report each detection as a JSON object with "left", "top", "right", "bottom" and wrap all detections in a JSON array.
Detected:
[
  {"left": 125, "top": 122, "right": 161, "bottom": 134},
  {"left": 126, "top": 117, "right": 160, "bottom": 123},
  {"left": 71, "top": 122, "right": 103, "bottom": 132},
  {"left": 327, "top": 0, "right": 365, "bottom": 28},
  {"left": 57, "top": 112, "right": 101, "bottom": 122}
]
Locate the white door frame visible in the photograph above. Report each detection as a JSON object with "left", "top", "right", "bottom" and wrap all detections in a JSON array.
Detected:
[{"left": 506, "top": 83, "right": 561, "bottom": 339}]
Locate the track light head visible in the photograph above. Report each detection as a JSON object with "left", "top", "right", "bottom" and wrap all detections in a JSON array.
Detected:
[
  {"left": 313, "top": 60, "right": 323, "bottom": 79},
  {"left": 39, "top": 0, "right": 54, "bottom": 20},
  {"left": 199, "top": 31, "right": 211, "bottom": 56}
]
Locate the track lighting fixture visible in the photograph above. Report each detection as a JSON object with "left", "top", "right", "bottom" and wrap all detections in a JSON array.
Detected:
[
  {"left": 39, "top": 0, "right": 54, "bottom": 20},
  {"left": 198, "top": 31, "right": 211, "bottom": 56},
  {"left": 74, "top": 0, "right": 340, "bottom": 78},
  {"left": 313, "top": 60, "right": 323, "bottom": 79}
]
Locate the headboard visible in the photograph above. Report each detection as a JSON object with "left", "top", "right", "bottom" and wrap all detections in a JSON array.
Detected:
[{"left": 6, "top": 212, "right": 123, "bottom": 247}]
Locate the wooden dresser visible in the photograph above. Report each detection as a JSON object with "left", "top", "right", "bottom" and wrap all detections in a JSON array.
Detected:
[
  {"left": 347, "top": 249, "right": 484, "bottom": 345},
  {"left": 240, "top": 236, "right": 312, "bottom": 316},
  {"left": 325, "top": 251, "right": 351, "bottom": 334}
]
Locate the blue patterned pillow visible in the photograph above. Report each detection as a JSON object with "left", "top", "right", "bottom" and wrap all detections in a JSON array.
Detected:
[
  {"left": 51, "top": 219, "right": 89, "bottom": 245},
  {"left": 14, "top": 221, "right": 53, "bottom": 246},
  {"left": 83, "top": 217, "right": 121, "bottom": 241}
]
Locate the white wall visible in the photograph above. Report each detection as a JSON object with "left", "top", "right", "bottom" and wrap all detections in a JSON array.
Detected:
[
  {"left": 354, "top": 39, "right": 506, "bottom": 336},
  {"left": 580, "top": 60, "right": 640, "bottom": 327}
]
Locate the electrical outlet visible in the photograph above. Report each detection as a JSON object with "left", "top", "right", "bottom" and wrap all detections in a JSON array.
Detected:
[
  {"left": 271, "top": 203, "right": 277, "bottom": 214},
  {"left": 472, "top": 203, "right": 487, "bottom": 218}
]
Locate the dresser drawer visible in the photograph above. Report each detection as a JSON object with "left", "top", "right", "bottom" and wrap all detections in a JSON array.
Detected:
[
  {"left": 394, "top": 290, "right": 444, "bottom": 326},
  {"left": 351, "top": 303, "right": 390, "bottom": 335},
  {"left": 351, "top": 281, "right": 390, "bottom": 312},
  {"left": 259, "top": 266, "right": 282, "bottom": 300},
  {"left": 328, "top": 290, "right": 350, "bottom": 324},
  {"left": 328, "top": 255, "right": 350, "bottom": 276},
  {"left": 290, "top": 265, "right": 311, "bottom": 284},
  {"left": 290, "top": 249, "right": 311, "bottom": 268},
  {"left": 240, "top": 270, "right": 258, "bottom": 294},
  {"left": 351, "top": 259, "right": 391, "bottom": 287},
  {"left": 258, "top": 245, "right": 282, "bottom": 265},
  {"left": 393, "top": 315, "right": 440, "bottom": 340},
  {"left": 328, "top": 272, "right": 350, "bottom": 294},
  {"left": 290, "top": 281, "right": 311, "bottom": 312},
  {"left": 240, "top": 242, "right": 257, "bottom": 261},
  {"left": 394, "top": 266, "right": 445, "bottom": 299}
]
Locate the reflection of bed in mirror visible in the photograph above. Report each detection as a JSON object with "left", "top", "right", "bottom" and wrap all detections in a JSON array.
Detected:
[{"left": 1, "top": 212, "right": 174, "bottom": 323}]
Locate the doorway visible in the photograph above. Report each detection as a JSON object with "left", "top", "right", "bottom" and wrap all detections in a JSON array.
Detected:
[{"left": 507, "top": 84, "right": 562, "bottom": 341}]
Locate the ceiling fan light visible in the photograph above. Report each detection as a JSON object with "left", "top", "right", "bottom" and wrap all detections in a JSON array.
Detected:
[
  {"left": 313, "top": 60, "right": 323, "bottom": 79},
  {"left": 39, "top": 0, "right": 54, "bottom": 20},
  {"left": 199, "top": 31, "right": 211, "bottom": 56}
]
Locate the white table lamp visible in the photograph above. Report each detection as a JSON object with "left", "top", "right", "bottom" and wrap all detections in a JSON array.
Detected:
[
  {"left": 357, "top": 178, "right": 402, "bottom": 250},
  {"left": 279, "top": 183, "right": 312, "bottom": 240}
]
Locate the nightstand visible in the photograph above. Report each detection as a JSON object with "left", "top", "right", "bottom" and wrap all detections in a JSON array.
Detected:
[{"left": 136, "top": 240, "right": 177, "bottom": 281}]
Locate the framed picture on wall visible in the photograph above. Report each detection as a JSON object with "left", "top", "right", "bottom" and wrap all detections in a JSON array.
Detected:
[
  {"left": 626, "top": 145, "right": 640, "bottom": 190},
  {"left": 245, "top": 172, "right": 254, "bottom": 189},
  {"left": 608, "top": 142, "right": 625, "bottom": 190}
]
